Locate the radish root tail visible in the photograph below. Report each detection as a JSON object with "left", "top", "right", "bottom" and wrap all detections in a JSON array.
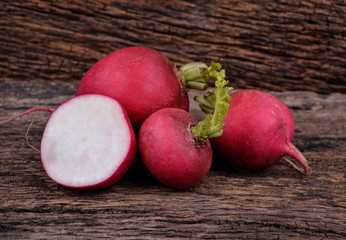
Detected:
[
  {"left": 25, "top": 118, "right": 40, "bottom": 153},
  {"left": 0, "top": 106, "right": 54, "bottom": 153},
  {"left": 0, "top": 106, "right": 55, "bottom": 125},
  {"left": 283, "top": 140, "right": 311, "bottom": 174}
]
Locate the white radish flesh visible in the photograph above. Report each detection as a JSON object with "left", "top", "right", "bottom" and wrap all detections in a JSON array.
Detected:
[{"left": 40, "top": 94, "right": 136, "bottom": 189}]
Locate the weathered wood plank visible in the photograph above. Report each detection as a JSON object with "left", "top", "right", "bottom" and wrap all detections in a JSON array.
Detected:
[
  {"left": 1, "top": 0, "right": 345, "bottom": 94},
  {"left": 0, "top": 80, "right": 345, "bottom": 239}
]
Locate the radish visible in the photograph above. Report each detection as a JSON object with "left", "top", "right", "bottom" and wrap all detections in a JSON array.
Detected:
[
  {"left": 196, "top": 89, "right": 310, "bottom": 174},
  {"left": 1, "top": 94, "right": 136, "bottom": 189},
  {"left": 76, "top": 46, "right": 218, "bottom": 130},
  {"left": 138, "top": 65, "right": 233, "bottom": 189}
]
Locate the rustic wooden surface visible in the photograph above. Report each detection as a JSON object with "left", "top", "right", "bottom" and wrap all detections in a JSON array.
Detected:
[
  {"left": 1, "top": 0, "right": 346, "bottom": 93},
  {"left": 1, "top": 0, "right": 345, "bottom": 239},
  {"left": 0, "top": 80, "right": 345, "bottom": 239}
]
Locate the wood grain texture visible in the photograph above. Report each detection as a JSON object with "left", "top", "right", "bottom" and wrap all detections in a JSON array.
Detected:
[
  {"left": 0, "top": 80, "right": 345, "bottom": 239},
  {"left": 0, "top": 0, "right": 345, "bottom": 93}
]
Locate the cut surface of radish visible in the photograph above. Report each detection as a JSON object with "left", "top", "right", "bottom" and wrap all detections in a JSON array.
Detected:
[{"left": 40, "top": 94, "right": 136, "bottom": 189}]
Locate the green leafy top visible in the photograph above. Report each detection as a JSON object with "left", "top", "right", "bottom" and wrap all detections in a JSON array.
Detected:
[
  {"left": 190, "top": 63, "right": 233, "bottom": 146},
  {"left": 178, "top": 62, "right": 225, "bottom": 91}
]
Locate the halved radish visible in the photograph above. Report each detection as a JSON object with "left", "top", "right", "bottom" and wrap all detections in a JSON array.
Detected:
[{"left": 40, "top": 94, "right": 136, "bottom": 189}]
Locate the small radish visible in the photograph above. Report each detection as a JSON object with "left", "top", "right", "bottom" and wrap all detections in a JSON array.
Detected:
[
  {"left": 76, "top": 46, "right": 218, "bottom": 130},
  {"left": 196, "top": 89, "right": 310, "bottom": 174},
  {"left": 1, "top": 94, "right": 136, "bottom": 189},
  {"left": 138, "top": 64, "right": 232, "bottom": 189}
]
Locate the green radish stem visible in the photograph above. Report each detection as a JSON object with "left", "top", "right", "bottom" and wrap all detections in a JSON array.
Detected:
[
  {"left": 179, "top": 62, "right": 226, "bottom": 91},
  {"left": 190, "top": 63, "right": 233, "bottom": 146}
]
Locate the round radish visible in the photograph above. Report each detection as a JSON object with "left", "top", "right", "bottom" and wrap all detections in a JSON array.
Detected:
[
  {"left": 76, "top": 46, "right": 217, "bottom": 131},
  {"left": 138, "top": 108, "right": 213, "bottom": 189},
  {"left": 138, "top": 69, "right": 232, "bottom": 189},
  {"left": 40, "top": 94, "right": 136, "bottom": 189},
  {"left": 208, "top": 90, "right": 310, "bottom": 174}
]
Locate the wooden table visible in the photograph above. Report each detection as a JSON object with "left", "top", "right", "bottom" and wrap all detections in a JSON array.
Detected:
[
  {"left": 1, "top": 1, "right": 345, "bottom": 239},
  {"left": 0, "top": 80, "right": 345, "bottom": 239}
]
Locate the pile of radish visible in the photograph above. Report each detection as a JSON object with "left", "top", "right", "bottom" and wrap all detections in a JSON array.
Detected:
[{"left": 0, "top": 46, "right": 310, "bottom": 190}]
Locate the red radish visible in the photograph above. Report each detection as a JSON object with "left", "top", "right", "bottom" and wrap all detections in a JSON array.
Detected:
[
  {"left": 1, "top": 94, "right": 136, "bottom": 189},
  {"left": 198, "top": 89, "right": 310, "bottom": 174},
  {"left": 138, "top": 65, "right": 232, "bottom": 189},
  {"left": 76, "top": 46, "right": 217, "bottom": 130},
  {"left": 138, "top": 108, "right": 213, "bottom": 189}
]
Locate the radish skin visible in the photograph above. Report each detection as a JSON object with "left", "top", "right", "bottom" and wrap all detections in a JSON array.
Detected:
[
  {"left": 76, "top": 47, "right": 220, "bottom": 131},
  {"left": 209, "top": 90, "right": 310, "bottom": 174},
  {"left": 76, "top": 46, "right": 189, "bottom": 130},
  {"left": 138, "top": 108, "right": 213, "bottom": 189}
]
